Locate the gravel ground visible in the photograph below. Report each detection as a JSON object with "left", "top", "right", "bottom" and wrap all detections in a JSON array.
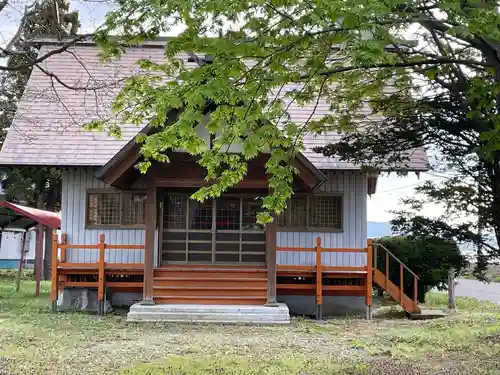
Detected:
[{"left": 2, "top": 278, "right": 500, "bottom": 375}]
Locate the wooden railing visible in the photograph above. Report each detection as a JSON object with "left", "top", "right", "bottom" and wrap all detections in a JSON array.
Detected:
[
  {"left": 373, "top": 242, "right": 420, "bottom": 313},
  {"left": 276, "top": 238, "right": 421, "bottom": 317},
  {"left": 50, "top": 233, "right": 145, "bottom": 315},
  {"left": 276, "top": 237, "right": 372, "bottom": 319}
]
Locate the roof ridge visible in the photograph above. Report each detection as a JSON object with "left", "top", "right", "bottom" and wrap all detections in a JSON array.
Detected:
[{"left": 32, "top": 35, "right": 212, "bottom": 48}]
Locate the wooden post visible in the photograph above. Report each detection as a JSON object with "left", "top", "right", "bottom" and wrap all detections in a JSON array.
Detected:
[
  {"left": 448, "top": 267, "right": 456, "bottom": 311},
  {"left": 50, "top": 233, "right": 59, "bottom": 312},
  {"left": 265, "top": 219, "right": 278, "bottom": 306},
  {"left": 385, "top": 252, "right": 389, "bottom": 290},
  {"left": 142, "top": 186, "right": 156, "bottom": 305},
  {"left": 15, "top": 231, "right": 28, "bottom": 292},
  {"left": 315, "top": 237, "right": 323, "bottom": 319},
  {"left": 60, "top": 233, "right": 67, "bottom": 262},
  {"left": 365, "top": 239, "right": 373, "bottom": 320},
  {"left": 400, "top": 264, "right": 404, "bottom": 303},
  {"left": 43, "top": 227, "right": 52, "bottom": 281},
  {"left": 98, "top": 234, "right": 105, "bottom": 315},
  {"left": 35, "top": 225, "right": 43, "bottom": 297},
  {"left": 60, "top": 233, "right": 67, "bottom": 286},
  {"left": 373, "top": 243, "right": 377, "bottom": 271}
]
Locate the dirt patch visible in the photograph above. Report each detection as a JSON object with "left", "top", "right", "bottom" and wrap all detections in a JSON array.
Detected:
[{"left": 480, "top": 333, "right": 500, "bottom": 344}]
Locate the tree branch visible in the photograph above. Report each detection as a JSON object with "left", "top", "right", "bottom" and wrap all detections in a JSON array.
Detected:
[
  {"left": 0, "top": 34, "right": 92, "bottom": 71},
  {"left": 303, "top": 57, "right": 491, "bottom": 80},
  {"left": 0, "top": 0, "right": 8, "bottom": 13}
]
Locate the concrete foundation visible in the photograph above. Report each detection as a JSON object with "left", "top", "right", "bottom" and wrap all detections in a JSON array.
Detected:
[
  {"left": 109, "top": 292, "right": 142, "bottom": 307},
  {"left": 278, "top": 295, "right": 366, "bottom": 316},
  {"left": 127, "top": 303, "right": 291, "bottom": 324},
  {"left": 57, "top": 288, "right": 112, "bottom": 313}
]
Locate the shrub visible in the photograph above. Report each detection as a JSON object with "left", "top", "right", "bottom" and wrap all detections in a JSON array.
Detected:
[{"left": 375, "top": 236, "right": 467, "bottom": 302}]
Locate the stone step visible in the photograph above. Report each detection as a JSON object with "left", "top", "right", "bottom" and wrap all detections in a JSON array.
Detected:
[{"left": 127, "top": 303, "right": 290, "bottom": 324}]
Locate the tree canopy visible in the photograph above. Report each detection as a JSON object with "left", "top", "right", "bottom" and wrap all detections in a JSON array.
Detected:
[
  {"left": 0, "top": 0, "right": 80, "bottom": 209},
  {"left": 91, "top": 0, "right": 500, "bottom": 266}
]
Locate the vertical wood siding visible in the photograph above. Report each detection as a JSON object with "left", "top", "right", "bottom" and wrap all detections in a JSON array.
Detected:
[
  {"left": 62, "top": 168, "right": 367, "bottom": 267},
  {"left": 61, "top": 168, "right": 146, "bottom": 263},
  {"left": 276, "top": 171, "right": 367, "bottom": 268}
]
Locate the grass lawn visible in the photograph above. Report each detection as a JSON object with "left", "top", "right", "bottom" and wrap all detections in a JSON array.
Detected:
[{"left": 1, "top": 272, "right": 500, "bottom": 375}]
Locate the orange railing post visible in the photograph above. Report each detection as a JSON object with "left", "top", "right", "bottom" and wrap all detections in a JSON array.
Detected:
[
  {"left": 400, "top": 264, "right": 404, "bottom": 303},
  {"left": 59, "top": 234, "right": 68, "bottom": 286},
  {"left": 315, "top": 237, "right": 323, "bottom": 319},
  {"left": 385, "top": 252, "right": 389, "bottom": 290},
  {"left": 98, "top": 234, "right": 105, "bottom": 316},
  {"left": 50, "top": 233, "right": 59, "bottom": 312},
  {"left": 366, "top": 239, "right": 373, "bottom": 319},
  {"left": 60, "top": 233, "right": 67, "bottom": 263}
]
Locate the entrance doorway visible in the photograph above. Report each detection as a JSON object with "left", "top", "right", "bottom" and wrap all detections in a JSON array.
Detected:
[{"left": 160, "top": 194, "right": 266, "bottom": 265}]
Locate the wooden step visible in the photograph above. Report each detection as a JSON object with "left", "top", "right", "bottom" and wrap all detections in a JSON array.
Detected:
[
  {"left": 154, "top": 277, "right": 267, "bottom": 287},
  {"left": 155, "top": 266, "right": 266, "bottom": 273},
  {"left": 153, "top": 286, "right": 267, "bottom": 297},
  {"left": 153, "top": 295, "right": 267, "bottom": 305},
  {"left": 154, "top": 270, "right": 267, "bottom": 279}
]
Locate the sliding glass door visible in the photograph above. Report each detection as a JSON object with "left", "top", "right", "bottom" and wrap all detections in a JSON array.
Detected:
[{"left": 161, "top": 194, "right": 266, "bottom": 265}]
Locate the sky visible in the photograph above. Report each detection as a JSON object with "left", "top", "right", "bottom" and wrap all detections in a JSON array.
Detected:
[{"left": 0, "top": 0, "right": 446, "bottom": 223}]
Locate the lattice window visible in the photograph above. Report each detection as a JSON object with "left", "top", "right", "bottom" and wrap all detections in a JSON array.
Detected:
[
  {"left": 189, "top": 200, "right": 213, "bottom": 230},
  {"left": 216, "top": 197, "right": 240, "bottom": 230},
  {"left": 86, "top": 191, "right": 146, "bottom": 227},
  {"left": 277, "top": 195, "right": 343, "bottom": 231},
  {"left": 165, "top": 195, "right": 187, "bottom": 229},
  {"left": 122, "top": 193, "right": 147, "bottom": 225},
  {"left": 277, "top": 196, "right": 307, "bottom": 228},
  {"left": 309, "top": 195, "right": 342, "bottom": 229},
  {"left": 242, "top": 196, "right": 264, "bottom": 231}
]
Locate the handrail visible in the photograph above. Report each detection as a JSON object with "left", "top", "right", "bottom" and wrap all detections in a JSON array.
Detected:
[
  {"left": 373, "top": 241, "right": 419, "bottom": 280},
  {"left": 50, "top": 233, "right": 146, "bottom": 316},
  {"left": 276, "top": 237, "right": 372, "bottom": 319}
]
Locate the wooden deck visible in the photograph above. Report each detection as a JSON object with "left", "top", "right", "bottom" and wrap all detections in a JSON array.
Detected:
[{"left": 50, "top": 235, "right": 420, "bottom": 316}]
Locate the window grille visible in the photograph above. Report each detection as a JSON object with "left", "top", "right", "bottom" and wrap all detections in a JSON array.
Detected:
[
  {"left": 87, "top": 191, "right": 146, "bottom": 227},
  {"left": 277, "top": 194, "right": 343, "bottom": 231}
]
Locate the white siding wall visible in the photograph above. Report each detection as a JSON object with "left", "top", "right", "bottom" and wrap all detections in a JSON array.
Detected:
[
  {"left": 62, "top": 168, "right": 367, "bottom": 267},
  {"left": 61, "top": 168, "right": 145, "bottom": 263},
  {"left": 277, "top": 171, "right": 367, "bottom": 268}
]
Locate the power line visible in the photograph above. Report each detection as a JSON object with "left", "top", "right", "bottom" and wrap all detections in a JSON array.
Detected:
[{"left": 376, "top": 175, "right": 446, "bottom": 194}]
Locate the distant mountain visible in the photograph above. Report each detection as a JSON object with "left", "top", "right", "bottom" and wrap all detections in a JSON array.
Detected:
[{"left": 367, "top": 221, "right": 392, "bottom": 238}]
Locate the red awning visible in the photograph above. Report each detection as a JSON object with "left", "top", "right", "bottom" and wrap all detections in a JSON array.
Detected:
[{"left": 0, "top": 201, "right": 60, "bottom": 229}]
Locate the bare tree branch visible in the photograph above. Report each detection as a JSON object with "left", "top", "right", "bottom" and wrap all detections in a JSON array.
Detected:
[
  {"left": 0, "top": 0, "right": 8, "bottom": 13},
  {"left": 0, "top": 34, "right": 93, "bottom": 71}
]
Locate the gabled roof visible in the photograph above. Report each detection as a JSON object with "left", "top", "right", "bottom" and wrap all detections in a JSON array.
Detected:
[
  {"left": 95, "top": 117, "right": 327, "bottom": 191},
  {"left": 0, "top": 201, "right": 61, "bottom": 229},
  {"left": 0, "top": 39, "right": 429, "bottom": 172}
]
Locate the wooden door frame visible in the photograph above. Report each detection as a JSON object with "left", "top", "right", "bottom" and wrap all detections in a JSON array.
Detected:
[{"left": 159, "top": 191, "right": 267, "bottom": 266}]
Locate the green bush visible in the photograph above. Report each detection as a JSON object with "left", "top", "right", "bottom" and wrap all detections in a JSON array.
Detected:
[{"left": 375, "top": 236, "right": 467, "bottom": 302}]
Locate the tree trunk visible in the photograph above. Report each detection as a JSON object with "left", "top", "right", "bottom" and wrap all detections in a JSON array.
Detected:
[{"left": 448, "top": 268, "right": 456, "bottom": 311}]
